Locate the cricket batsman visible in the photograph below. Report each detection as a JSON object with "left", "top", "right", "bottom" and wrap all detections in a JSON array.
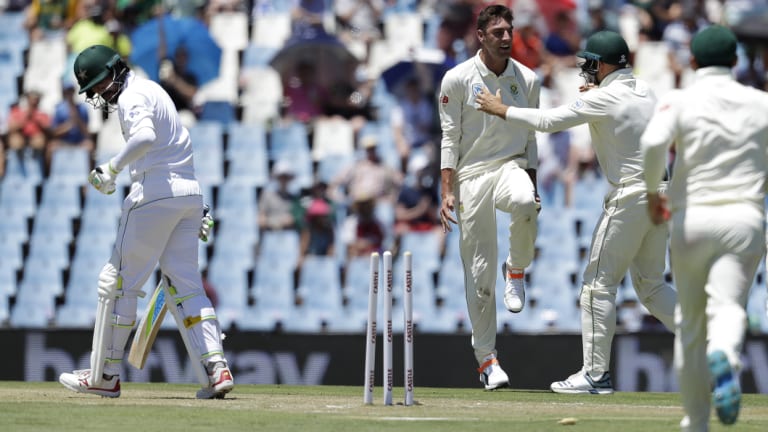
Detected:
[{"left": 58, "top": 45, "right": 234, "bottom": 398}]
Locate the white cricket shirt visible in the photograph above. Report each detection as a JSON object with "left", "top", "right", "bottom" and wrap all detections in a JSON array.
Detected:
[
  {"left": 111, "top": 72, "right": 196, "bottom": 186},
  {"left": 641, "top": 67, "right": 768, "bottom": 211},
  {"left": 439, "top": 51, "right": 539, "bottom": 182},
  {"left": 502, "top": 68, "right": 657, "bottom": 191}
]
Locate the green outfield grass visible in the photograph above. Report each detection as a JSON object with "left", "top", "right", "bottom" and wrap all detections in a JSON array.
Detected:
[{"left": 1, "top": 382, "right": 767, "bottom": 431}]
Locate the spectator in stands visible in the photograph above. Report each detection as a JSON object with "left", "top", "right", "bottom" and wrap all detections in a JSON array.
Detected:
[
  {"left": 330, "top": 135, "right": 402, "bottom": 205},
  {"left": 391, "top": 77, "right": 437, "bottom": 173},
  {"left": 662, "top": 4, "right": 704, "bottom": 88},
  {"left": 341, "top": 194, "right": 385, "bottom": 259},
  {"left": 24, "top": 0, "right": 79, "bottom": 40},
  {"left": 509, "top": 10, "right": 544, "bottom": 71},
  {"left": 544, "top": 9, "right": 582, "bottom": 67},
  {"left": 298, "top": 194, "right": 336, "bottom": 259},
  {"left": 159, "top": 45, "right": 199, "bottom": 125},
  {"left": 290, "top": 0, "right": 328, "bottom": 40},
  {"left": 7, "top": 90, "right": 50, "bottom": 177},
  {"left": 118, "top": 0, "right": 164, "bottom": 33},
  {"left": 334, "top": 0, "right": 384, "bottom": 61},
  {"left": 393, "top": 152, "right": 441, "bottom": 253},
  {"left": 0, "top": 107, "right": 7, "bottom": 179},
  {"left": 258, "top": 160, "right": 301, "bottom": 233},
  {"left": 47, "top": 81, "right": 93, "bottom": 168},
  {"left": 66, "top": 4, "right": 132, "bottom": 60},
  {"left": 282, "top": 60, "right": 331, "bottom": 124}
]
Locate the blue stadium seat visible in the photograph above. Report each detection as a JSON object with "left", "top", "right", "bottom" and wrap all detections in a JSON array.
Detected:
[
  {"left": 398, "top": 230, "right": 441, "bottom": 273},
  {"left": 32, "top": 206, "right": 75, "bottom": 244},
  {"left": 226, "top": 150, "right": 269, "bottom": 187},
  {"left": 3, "top": 149, "right": 44, "bottom": 186},
  {"left": 27, "top": 231, "right": 71, "bottom": 271},
  {"left": 0, "top": 176, "right": 37, "bottom": 218},
  {"left": 0, "top": 260, "right": 18, "bottom": 297},
  {"left": 49, "top": 147, "right": 90, "bottom": 186},
  {"left": 214, "top": 180, "right": 257, "bottom": 221},
  {"left": 342, "top": 256, "right": 375, "bottom": 310},
  {"left": 21, "top": 256, "right": 66, "bottom": 296},
  {"left": 251, "top": 253, "right": 295, "bottom": 311},
  {"left": 55, "top": 304, "right": 96, "bottom": 328},
  {"left": 280, "top": 306, "right": 327, "bottom": 333},
  {"left": 11, "top": 272, "right": 59, "bottom": 327},
  {"left": 39, "top": 179, "right": 82, "bottom": 219},
  {"left": 200, "top": 101, "right": 236, "bottom": 126},
  {"left": 324, "top": 306, "right": 368, "bottom": 333},
  {"left": 65, "top": 255, "right": 103, "bottom": 306},
  {"left": 258, "top": 229, "right": 300, "bottom": 269},
  {"left": 317, "top": 153, "right": 355, "bottom": 184},
  {"left": 0, "top": 206, "right": 29, "bottom": 244},
  {"left": 236, "top": 304, "right": 282, "bottom": 331},
  {"left": 206, "top": 260, "right": 248, "bottom": 329},
  {"left": 241, "top": 44, "right": 279, "bottom": 68},
  {"left": 435, "top": 255, "right": 466, "bottom": 311},
  {"left": 226, "top": 123, "right": 267, "bottom": 159},
  {"left": 269, "top": 122, "right": 309, "bottom": 162},
  {"left": 296, "top": 255, "right": 342, "bottom": 311},
  {"left": 189, "top": 122, "right": 225, "bottom": 185}
]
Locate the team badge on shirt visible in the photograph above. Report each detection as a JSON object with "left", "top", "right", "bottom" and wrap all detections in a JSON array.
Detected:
[
  {"left": 510, "top": 83, "right": 518, "bottom": 95},
  {"left": 570, "top": 99, "right": 584, "bottom": 110},
  {"left": 441, "top": 95, "right": 449, "bottom": 104},
  {"left": 471, "top": 83, "right": 484, "bottom": 96}
]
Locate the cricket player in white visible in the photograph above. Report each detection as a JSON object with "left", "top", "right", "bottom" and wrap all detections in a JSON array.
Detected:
[
  {"left": 642, "top": 25, "right": 768, "bottom": 430},
  {"left": 439, "top": 5, "right": 540, "bottom": 390},
  {"left": 476, "top": 31, "right": 677, "bottom": 394},
  {"left": 58, "top": 45, "right": 234, "bottom": 398}
]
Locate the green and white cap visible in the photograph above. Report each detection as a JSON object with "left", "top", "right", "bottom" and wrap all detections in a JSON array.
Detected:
[
  {"left": 691, "top": 25, "right": 737, "bottom": 68},
  {"left": 577, "top": 31, "right": 629, "bottom": 66},
  {"left": 73, "top": 45, "right": 122, "bottom": 95}
]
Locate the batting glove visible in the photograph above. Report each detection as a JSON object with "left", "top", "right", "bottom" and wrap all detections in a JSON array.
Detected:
[
  {"left": 88, "top": 161, "right": 119, "bottom": 195},
  {"left": 199, "top": 205, "right": 214, "bottom": 242}
]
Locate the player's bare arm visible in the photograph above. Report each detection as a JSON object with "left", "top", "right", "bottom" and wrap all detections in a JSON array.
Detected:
[
  {"left": 439, "top": 168, "right": 458, "bottom": 233},
  {"left": 646, "top": 192, "right": 670, "bottom": 225},
  {"left": 475, "top": 87, "right": 507, "bottom": 118}
]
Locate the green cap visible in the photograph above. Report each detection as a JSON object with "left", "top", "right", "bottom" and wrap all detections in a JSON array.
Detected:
[
  {"left": 577, "top": 31, "right": 629, "bottom": 66},
  {"left": 691, "top": 25, "right": 737, "bottom": 68},
  {"left": 73, "top": 45, "right": 122, "bottom": 95}
]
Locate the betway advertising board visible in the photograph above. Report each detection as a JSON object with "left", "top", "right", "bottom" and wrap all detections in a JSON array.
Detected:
[{"left": 4, "top": 330, "right": 768, "bottom": 393}]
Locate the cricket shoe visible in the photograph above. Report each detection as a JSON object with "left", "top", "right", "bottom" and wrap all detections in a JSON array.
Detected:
[
  {"left": 59, "top": 369, "right": 121, "bottom": 398},
  {"left": 550, "top": 370, "right": 614, "bottom": 395},
  {"left": 478, "top": 356, "right": 509, "bottom": 390},
  {"left": 196, "top": 362, "right": 235, "bottom": 399},
  {"left": 501, "top": 262, "right": 525, "bottom": 313},
  {"left": 708, "top": 350, "right": 740, "bottom": 425}
]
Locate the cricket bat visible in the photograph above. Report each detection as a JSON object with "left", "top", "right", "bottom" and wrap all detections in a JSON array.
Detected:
[{"left": 127, "top": 280, "right": 168, "bottom": 369}]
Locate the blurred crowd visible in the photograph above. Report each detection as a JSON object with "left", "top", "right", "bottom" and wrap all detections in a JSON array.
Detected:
[{"left": 2, "top": 0, "right": 768, "bottom": 333}]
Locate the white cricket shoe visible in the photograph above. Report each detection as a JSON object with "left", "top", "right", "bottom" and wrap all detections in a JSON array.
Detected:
[
  {"left": 478, "top": 355, "right": 509, "bottom": 390},
  {"left": 59, "top": 369, "right": 121, "bottom": 398},
  {"left": 196, "top": 361, "right": 234, "bottom": 399},
  {"left": 501, "top": 263, "right": 525, "bottom": 313},
  {"left": 550, "top": 370, "right": 614, "bottom": 395}
]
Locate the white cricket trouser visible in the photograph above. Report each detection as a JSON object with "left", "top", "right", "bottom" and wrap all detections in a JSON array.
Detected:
[
  {"left": 671, "top": 203, "right": 764, "bottom": 432},
  {"left": 99, "top": 176, "right": 225, "bottom": 376},
  {"left": 456, "top": 160, "right": 538, "bottom": 365},
  {"left": 581, "top": 185, "right": 676, "bottom": 378}
]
